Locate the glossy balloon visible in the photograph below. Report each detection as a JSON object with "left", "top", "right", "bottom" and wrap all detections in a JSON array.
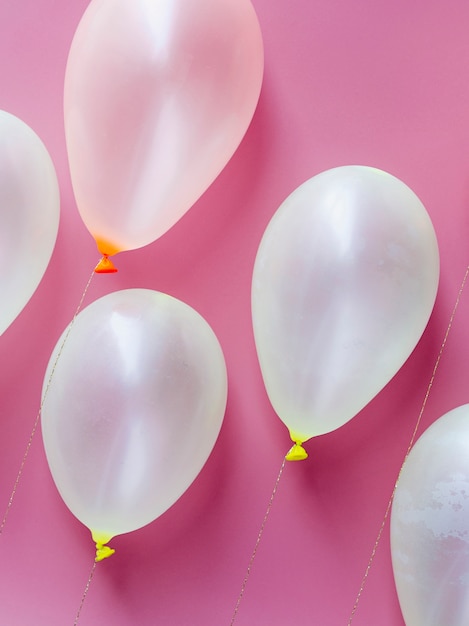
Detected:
[
  {"left": 41, "top": 289, "right": 227, "bottom": 545},
  {"left": 252, "top": 166, "right": 439, "bottom": 443},
  {"left": 0, "top": 110, "right": 60, "bottom": 336},
  {"left": 64, "top": 0, "right": 264, "bottom": 256},
  {"left": 391, "top": 405, "right": 469, "bottom": 626}
]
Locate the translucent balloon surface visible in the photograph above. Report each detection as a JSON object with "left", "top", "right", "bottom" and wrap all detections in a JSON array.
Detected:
[
  {"left": 64, "top": 0, "right": 264, "bottom": 255},
  {"left": 252, "top": 166, "right": 439, "bottom": 441},
  {"left": 0, "top": 110, "right": 60, "bottom": 335},
  {"left": 41, "top": 289, "right": 227, "bottom": 541},
  {"left": 391, "top": 405, "right": 469, "bottom": 626}
]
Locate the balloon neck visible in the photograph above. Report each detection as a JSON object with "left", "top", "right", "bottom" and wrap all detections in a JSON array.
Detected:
[
  {"left": 94, "top": 255, "right": 118, "bottom": 274},
  {"left": 92, "top": 530, "right": 115, "bottom": 562},
  {"left": 95, "top": 237, "right": 122, "bottom": 258},
  {"left": 285, "top": 430, "right": 309, "bottom": 461}
]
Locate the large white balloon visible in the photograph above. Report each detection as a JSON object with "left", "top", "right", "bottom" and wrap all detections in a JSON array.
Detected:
[
  {"left": 41, "top": 289, "right": 227, "bottom": 558},
  {"left": 0, "top": 110, "right": 60, "bottom": 336},
  {"left": 64, "top": 0, "right": 263, "bottom": 258},
  {"left": 391, "top": 405, "right": 469, "bottom": 626},
  {"left": 252, "top": 166, "right": 439, "bottom": 450}
]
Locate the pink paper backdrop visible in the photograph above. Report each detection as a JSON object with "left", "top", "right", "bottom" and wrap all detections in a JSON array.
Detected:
[{"left": 1, "top": 1, "right": 469, "bottom": 624}]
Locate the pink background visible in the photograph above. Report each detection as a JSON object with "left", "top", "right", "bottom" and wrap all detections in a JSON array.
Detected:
[{"left": 1, "top": 1, "right": 469, "bottom": 624}]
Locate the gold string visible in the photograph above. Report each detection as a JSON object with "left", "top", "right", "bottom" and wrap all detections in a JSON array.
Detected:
[
  {"left": 230, "top": 457, "right": 286, "bottom": 626},
  {"left": 347, "top": 264, "right": 469, "bottom": 625},
  {"left": 0, "top": 267, "right": 96, "bottom": 536},
  {"left": 73, "top": 560, "right": 97, "bottom": 626}
]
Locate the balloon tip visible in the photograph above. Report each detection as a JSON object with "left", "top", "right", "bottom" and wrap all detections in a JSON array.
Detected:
[
  {"left": 92, "top": 530, "right": 115, "bottom": 562},
  {"left": 95, "top": 544, "right": 115, "bottom": 562},
  {"left": 94, "top": 255, "right": 118, "bottom": 274},
  {"left": 285, "top": 442, "right": 308, "bottom": 461}
]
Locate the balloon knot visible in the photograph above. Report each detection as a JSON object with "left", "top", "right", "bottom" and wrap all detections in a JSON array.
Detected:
[
  {"left": 285, "top": 442, "right": 308, "bottom": 461},
  {"left": 92, "top": 530, "right": 115, "bottom": 562},
  {"left": 95, "top": 542, "right": 115, "bottom": 562},
  {"left": 94, "top": 255, "right": 118, "bottom": 274}
]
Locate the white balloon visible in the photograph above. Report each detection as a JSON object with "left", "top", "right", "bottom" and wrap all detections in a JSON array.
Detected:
[
  {"left": 252, "top": 166, "right": 439, "bottom": 443},
  {"left": 64, "top": 0, "right": 263, "bottom": 256},
  {"left": 0, "top": 110, "right": 60, "bottom": 335},
  {"left": 41, "top": 289, "right": 227, "bottom": 552},
  {"left": 391, "top": 405, "right": 469, "bottom": 626}
]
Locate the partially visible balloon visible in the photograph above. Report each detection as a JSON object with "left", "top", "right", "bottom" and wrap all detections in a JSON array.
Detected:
[
  {"left": 0, "top": 110, "right": 60, "bottom": 335},
  {"left": 391, "top": 405, "right": 469, "bottom": 626},
  {"left": 41, "top": 289, "right": 227, "bottom": 560},
  {"left": 252, "top": 166, "right": 439, "bottom": 459},
  {"left": 64, "top": 0, "right": 264, "bottom": 261}
]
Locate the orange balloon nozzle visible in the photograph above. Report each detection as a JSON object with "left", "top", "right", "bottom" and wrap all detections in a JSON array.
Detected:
[{"left": 94, "top": 255, "right": 118, "bottom": 274}]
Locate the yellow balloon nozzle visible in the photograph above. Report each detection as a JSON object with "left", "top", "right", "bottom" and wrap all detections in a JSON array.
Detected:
[
  {"left": 95, "top": 544, "right": 115, "bottom": 562},
  {"left": 92, "top": 530, "right": 115, "bottom": 562},
  {"left": 285, "top": 442, "right": 308, "bottom": 461},
  {"left": 285, "top": 430, "right": 309, "bottom": 461}
]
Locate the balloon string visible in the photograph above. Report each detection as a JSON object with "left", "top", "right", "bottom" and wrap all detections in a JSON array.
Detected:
[
  {"left": 0, "top": 267, "right": 96, "bottom": 536},
  {"left": 347, "top": 264, "right": 469, "bottom": 625},
  {"left": 230, "top": 457, "right": 286, "bottom": 626},
  {"left": 73, "top": 560, "right": 97, "bottom": 626}
]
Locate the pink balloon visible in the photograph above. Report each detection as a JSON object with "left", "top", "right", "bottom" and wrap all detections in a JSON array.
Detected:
[{"left": 64, "top": 0, "right": 264, "bottom": 257}]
